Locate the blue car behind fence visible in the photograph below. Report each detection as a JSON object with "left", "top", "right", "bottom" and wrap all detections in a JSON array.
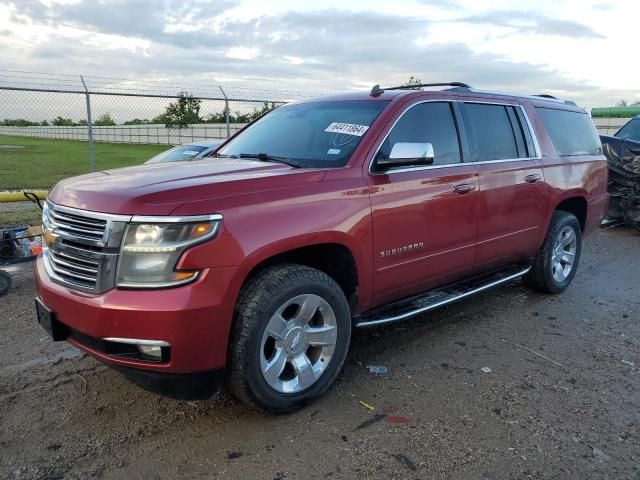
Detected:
[{"left": 144, "top": 139, "right": 224, "bottom": 164}]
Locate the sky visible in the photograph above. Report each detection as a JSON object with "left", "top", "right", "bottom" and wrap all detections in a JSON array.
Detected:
[{"left": 0, "top": 0, "right": 638, "bottom": 111}]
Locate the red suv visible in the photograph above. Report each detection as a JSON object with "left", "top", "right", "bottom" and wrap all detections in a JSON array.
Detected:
[{"left": 35, "top": 82, "right": 608, "bottom": 412}]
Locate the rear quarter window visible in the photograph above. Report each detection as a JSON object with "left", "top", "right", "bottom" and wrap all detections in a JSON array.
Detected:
[{"left": 536, "top": 108, "right": 602, "bottom": 156}]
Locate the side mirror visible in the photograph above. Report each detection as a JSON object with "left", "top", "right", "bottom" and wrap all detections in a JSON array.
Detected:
[{"left": 377, "top": 142, "right": 434, "bottom": 168}]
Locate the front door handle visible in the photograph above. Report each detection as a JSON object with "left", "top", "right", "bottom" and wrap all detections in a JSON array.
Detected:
[
  {"left": 452, "top": 183, "right": 476, "bottom": 194},
  {"left": 524, "top": 174, "right": 542, "bottom": 183}
]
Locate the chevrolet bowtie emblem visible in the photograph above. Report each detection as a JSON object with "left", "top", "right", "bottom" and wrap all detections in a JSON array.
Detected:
[{"left": 43, "top": 227, "right": 59, "bottom": 247}]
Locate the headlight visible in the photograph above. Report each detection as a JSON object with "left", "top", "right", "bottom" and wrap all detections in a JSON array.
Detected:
[{"left": 116, "top": 216, "right": 221, "bottom": 288}]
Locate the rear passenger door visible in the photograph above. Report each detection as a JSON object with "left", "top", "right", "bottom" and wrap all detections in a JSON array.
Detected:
[
  {"left": 460, "top": 101, "right": 548, "bottom": 270},
  {"left": 367, "top": 100, "right": 479, "bottom": 306}
]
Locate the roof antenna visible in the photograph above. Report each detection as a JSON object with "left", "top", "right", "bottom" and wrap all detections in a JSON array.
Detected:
[{"left": 370, "top": 84, "right": 384, "bottom": 97}]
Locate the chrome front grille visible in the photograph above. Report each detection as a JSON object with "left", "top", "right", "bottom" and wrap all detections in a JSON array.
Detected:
[
  {"left": 43, "top": 202, "right": 130, "bottom": 293},
  {"left": 47, "top": 208, "right": 107, "bottom": 243},
  {"left": 47, "top": 248, "right": 100, "bottom": 288}
]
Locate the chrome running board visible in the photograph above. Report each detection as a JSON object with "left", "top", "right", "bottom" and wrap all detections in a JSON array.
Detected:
[{"left": 354, "top": 264, "right": 531, "bottom": 328}]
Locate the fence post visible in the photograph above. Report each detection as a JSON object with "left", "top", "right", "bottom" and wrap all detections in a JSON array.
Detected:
[
  {"left": 80, "top": 75, "right": 96, "bottom": 172},
  {"left": 219, "top": 86, "right": 230, "bottom": 138}
]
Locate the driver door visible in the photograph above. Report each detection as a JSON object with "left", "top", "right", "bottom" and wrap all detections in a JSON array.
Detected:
[{"left": 366, "top": 100, "right": 479, "bottom": 307}]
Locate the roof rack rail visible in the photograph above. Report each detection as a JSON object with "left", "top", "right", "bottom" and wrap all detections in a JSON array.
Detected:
[
  {"left": 370, "top": 82, "right": 471, "bottom": 97},
  {"left": 446, "top": 86, "right": 579, "bottom": 107},
  {"left": 531, "top": 94, "right": 577, "bottom": 106}
]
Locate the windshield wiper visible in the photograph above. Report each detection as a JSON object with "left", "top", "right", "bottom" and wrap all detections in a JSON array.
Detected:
[{"left": 239, "top": 153, "right": 302, "bottom": 168}]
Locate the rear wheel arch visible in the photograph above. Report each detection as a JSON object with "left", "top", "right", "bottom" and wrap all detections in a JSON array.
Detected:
[{"left": 554, "top": 196, "right": 588, "bottom": 231}]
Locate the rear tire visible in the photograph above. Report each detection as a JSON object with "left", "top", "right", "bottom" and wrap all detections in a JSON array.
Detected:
[
  {"left": 524, "top": 211, "right": 582, "bottom": 293},
  {"left": 229, "top": 264, "right": 351, "bottom": 413}
]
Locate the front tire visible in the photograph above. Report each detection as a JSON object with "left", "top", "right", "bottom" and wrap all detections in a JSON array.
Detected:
[
  {"left": 229, "top": 264, "right": 351, "bottom": 413},
  {"left": 524, "top": 211, "right": 582, "bottom": 293}
]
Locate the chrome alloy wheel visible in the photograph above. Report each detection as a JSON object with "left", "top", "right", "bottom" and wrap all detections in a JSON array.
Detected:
[
  {"left": 259, "top": 294, "right": 338, "bottom": 394},
  {"left": 551, "top": 225, "right": 577, "bottom": 283}
]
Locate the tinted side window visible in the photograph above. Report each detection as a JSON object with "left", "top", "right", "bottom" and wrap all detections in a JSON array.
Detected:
[
  {"left": 464, "top": 103, "right": 519, "bottom": 161},
  {"left": 375, "top": 102, "right": 461, "bottom": 168},
  {"left": 536, "top": 108, "right": 602, "bottom": 156}
]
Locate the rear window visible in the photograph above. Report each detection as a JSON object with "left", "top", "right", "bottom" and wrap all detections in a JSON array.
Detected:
[{"left": 536, "top": 108, "right": 602, "bottom": 156}]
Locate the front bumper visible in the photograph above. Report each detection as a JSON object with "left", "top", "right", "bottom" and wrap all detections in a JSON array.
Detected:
[{"left": 35, "top": 256, "right": 246, "bottom": 374}]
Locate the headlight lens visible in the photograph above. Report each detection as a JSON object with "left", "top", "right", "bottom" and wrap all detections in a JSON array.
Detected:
[{"left": 117, "top": 220, "right": 219, "bottom": 288}]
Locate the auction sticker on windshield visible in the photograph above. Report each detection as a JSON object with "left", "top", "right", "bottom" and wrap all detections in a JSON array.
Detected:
[{"left": 325, "top": 122, "right": 369, "bottom": 136}]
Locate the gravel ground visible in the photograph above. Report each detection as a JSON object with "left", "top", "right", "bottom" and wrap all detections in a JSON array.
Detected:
[{"left": 0, "top": 227, "right": 638, "bottom": 480}]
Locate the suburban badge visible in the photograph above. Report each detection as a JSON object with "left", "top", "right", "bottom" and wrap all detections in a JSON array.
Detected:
[{"left": 379, "top": 242, "right": 424, "bottom": 257}]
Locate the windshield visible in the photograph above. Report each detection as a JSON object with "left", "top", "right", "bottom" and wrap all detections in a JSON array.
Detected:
[
  {"left": 616, "top": 118, "right": 640, "bottom": 142},
  {"left": 145, "top": 145, "right": 208, "bottom": 164},
  {"left": 217, "top": 100, "right": 389, "bottom": 167}
]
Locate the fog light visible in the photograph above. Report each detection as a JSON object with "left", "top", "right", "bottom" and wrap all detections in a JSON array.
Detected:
[{"left": 137, "top": 344, "right": 162, "bottom": 360}]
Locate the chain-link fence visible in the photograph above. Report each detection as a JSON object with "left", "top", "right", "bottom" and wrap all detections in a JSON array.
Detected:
[{"left": 0, "top": 71, "right": 311, "bottom": 172}]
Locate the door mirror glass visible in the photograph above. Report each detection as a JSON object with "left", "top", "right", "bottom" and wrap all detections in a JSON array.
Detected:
[{"left": 377, "top": 142, "right": 435, "bottom": 167}]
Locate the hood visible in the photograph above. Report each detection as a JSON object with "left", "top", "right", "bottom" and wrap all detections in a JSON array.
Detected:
[{"left": 49, "top": 159, "right": 326, "bottom": 215}]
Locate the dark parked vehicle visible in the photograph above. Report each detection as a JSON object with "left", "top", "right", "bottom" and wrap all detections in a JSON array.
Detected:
[
  {"left": 36, "top": 82, "right": 607, "bottom": 412},
  {"left": 144, "top": 140, "right": 223, "bottom": 164},
  {"left": 600, "top": 115, "right": 640, "bottom": 230},
  {"left": 614, "top": 115, "right": 640, "bottom": 142}
]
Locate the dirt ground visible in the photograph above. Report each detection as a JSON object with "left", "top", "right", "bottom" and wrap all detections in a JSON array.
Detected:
[{"left": 1, "top": 227, "right": 638, "bottom": 480}]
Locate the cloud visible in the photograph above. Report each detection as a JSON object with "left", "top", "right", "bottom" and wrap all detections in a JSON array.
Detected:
[
  {"left": 460, "top": 10, "right": 605, "bottom": 38},
  {"left": 0, "top": 0, "right": 620, "bottom": 108}
]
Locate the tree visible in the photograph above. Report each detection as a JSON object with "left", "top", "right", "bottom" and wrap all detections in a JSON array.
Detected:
[
  {"left": 402, "top": 76, "right": 423, "bottom": 90},
  {"left": 0, "top": 118, "right": 42, "bottom": 126},
  {"left": 94, "top": 113, "right": 116, "bottom": 126},
  {"left": 616, "top": 99, "right": 628, "bottom": 107},
  {"left": 163, "top": 92, "right": 202, "bottom": 128},
  {"left": 52, "top": 116, "right": 75, "bottom": 126},
  {"left": 151, "top": 113, "right": 169, "bottom": 124},
  {"left": 201, "top": 102, "right": 278, "bottom": 124},
  {"left": 123, "top": 118, "right": 152, "bottom": 125},
  {"left": 248, "top": 101, "right": 278, "bottom": 121}
]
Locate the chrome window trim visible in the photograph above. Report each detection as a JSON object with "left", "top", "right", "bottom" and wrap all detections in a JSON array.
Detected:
[
  {"left": 459, "top": 99, "right": 542, "bottom": 160},
  {"left": 130, "top": 214, "right": 223, "bottom": 223},
  {"left": 368, "top": 100, "right": 462, "bottom": 176},
  {"left": 368, "top": 99, "right": 542, "bottom": 176}
]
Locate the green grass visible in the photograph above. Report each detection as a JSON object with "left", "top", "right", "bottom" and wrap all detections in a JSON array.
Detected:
[
  {"left": 0, "top": 135, "right": 170, "bottom": 190},
  {"left": 0, "top": 206, "right": 42, "bottom": 227}
]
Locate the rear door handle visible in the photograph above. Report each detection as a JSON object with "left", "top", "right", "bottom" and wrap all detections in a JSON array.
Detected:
[
  {"left": 524, "top": 174, "right": 542, "bottom": 183},
  {"left": 452, "top": 183, "right": 476, "bottom": 194}
]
